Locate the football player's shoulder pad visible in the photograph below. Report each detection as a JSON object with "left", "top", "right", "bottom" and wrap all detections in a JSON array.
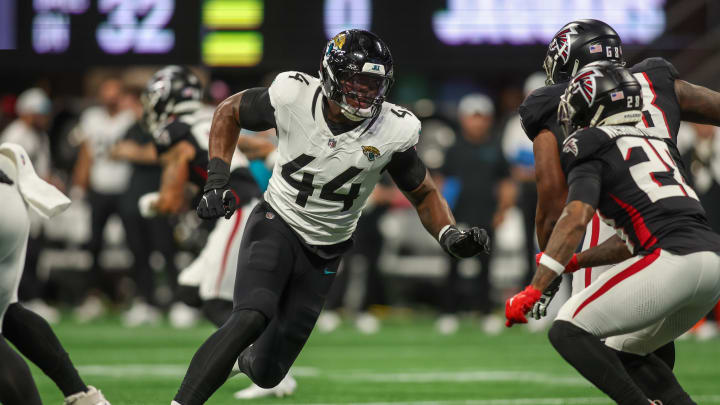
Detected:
[
  {"left": 560, "top": 127, "right": 611, "bottom": 174},
  {"left": 518, "top": 83, "right": 566, "bottom": 141},
  {"left": 154, "top": 119, "right": 192, "bottom": 153},
  {"left": 630, "top": 57, "right": 680, "bottom": 79},
  {"left": 268, "top": 71, "right": 320, "bottom": 109},
  {"left": 381, "top": 102, "right": 421, "bottom": 149}
]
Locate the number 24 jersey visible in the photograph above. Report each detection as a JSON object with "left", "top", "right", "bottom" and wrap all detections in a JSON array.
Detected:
[{"left": 264, "top": 71, "right": 420, "bottom": 245}]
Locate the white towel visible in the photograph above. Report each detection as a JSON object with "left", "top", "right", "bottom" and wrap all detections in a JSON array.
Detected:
[{"left": 0, "top": 142, "right": 71, "bottom": 219}]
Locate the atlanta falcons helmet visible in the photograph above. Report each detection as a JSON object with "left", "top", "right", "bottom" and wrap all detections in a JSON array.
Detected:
[
  {"left": 319, "top": 29, "right": 394, "bottom": 121},
  {"left": 141, "top": 65, "right": 203, "bottom": 135},
  {"left": 557, "top": 61, "right": 643, "bottom": 138},
  {"left": 544, "top": 19, "right": 624, "bottom": 85}
]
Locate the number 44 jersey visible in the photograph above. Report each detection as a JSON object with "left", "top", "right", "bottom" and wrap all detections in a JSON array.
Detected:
[
  {"left": 561, "top": 125, "right": 720, "bottom": 256},
  {"left": 264, "top": 71, "right": 420, "bottom": 245}
]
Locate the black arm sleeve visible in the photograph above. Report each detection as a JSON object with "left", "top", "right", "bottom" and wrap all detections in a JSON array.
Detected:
[
  {"left": 237, "top": 87, "right": 276, "bottom": 131},
  {"left": 386, "top": 147, "right": 427, "bottom": 192},
  {"left": 566, "top": 160, "right": 602, "bottom": 209}
]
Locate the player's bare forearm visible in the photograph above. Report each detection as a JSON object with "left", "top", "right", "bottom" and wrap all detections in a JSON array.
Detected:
[
  {"left": 157, "top": 142, "right": 194, "bottom": 214},
  {"left": 533, "top": 130, "right": 568, "bottom": 249},
  {"left": 404, "top": 170, "right": 455, "bottom": 238},
  {"left": 675, "top": 79, "right": 720, "bottom": 126},
  {"left": 208, "top": 92, "right": 245, "bottom": 164},
  {"left": 71, "top": 142, "right": 92, "bottom": 190},
  {"left": 576, "top": 234, "right": 632, "bottom": 268},
  {"left": 531, "top": 201, "right": 594, "bottom": 292}
]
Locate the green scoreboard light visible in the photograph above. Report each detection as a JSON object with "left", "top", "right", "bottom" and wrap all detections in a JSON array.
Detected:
[{"left": 202, "top": 0, "right": 263, "bottom": 67}]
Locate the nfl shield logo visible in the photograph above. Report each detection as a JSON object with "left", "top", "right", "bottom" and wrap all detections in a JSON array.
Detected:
[{"left": 328, "top": 138, "right": 337, "bottom": 148}]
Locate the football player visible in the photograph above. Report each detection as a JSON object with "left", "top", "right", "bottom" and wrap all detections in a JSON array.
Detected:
[
  {"left": 507, "top": 62, "right": 720, "bottom": 405},
  {"left": 518, "top": 20, "right": 720, "bottom": 393},
  {"left": 521, "top": 19, "right": 720, "bottom": 312},
  {"left": 139, "top": 66, "right": 263, "bottom": 326},
  {"left": 0, "top": 144, "right": 110, "bottom": 405},
  {"left": 171, "top": 29, "right": 490, "bottom": 405}
]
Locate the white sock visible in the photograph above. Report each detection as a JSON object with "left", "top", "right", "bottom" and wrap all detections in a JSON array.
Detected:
[{"left": 171, "top": 401, "right": 183, "bottom": 405}]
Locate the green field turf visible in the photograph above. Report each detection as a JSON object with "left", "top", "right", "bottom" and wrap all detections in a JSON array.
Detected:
[{"left": 25, "top": 316, "right": 720, "bottom": 405}]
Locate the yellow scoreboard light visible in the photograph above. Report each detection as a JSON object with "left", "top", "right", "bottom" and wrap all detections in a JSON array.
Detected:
[
  {"left": 202, "top": 31, "right": 263, "bottom": 66},
  {"left": 203, "top": 0, "right": 263, "bottom": 29}
]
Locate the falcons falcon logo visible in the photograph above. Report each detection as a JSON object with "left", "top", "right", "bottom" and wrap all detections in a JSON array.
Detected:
[
  {"left": 571, "top": 68, "right": 603, "bottom": 105},
  {"left": 548, "top": 25, "right": 579, "bottom": 64}
]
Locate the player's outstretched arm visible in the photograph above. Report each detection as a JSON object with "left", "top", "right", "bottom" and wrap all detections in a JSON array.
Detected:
[
  {"left": 576, "top": 234, "right": 633, "bottom": 269},
  {"left": 387, "top": 147, "right": 489, "bottom": 258},
  {"left": 533, "top": 129, "right": 568, "bottom": 250},
  {"left": 675, "top": 79, "right": 720, "bottom": 126}
]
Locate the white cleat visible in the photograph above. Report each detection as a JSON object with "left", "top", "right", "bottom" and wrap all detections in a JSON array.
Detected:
[
  {"left": 435, "top": 314, "right": 459, "bottom": 335},
  {"left": 168, "top": 302, "right": 201, "bottom": 329},
  {"left": 316, "top": 310, "right": 341, "bottom": 333},
  {"left": 233, "top": 373, "right": 297, "bottom": 400},
  {"left": 73, "top": 296, "right": 106, "bottom": 324},
  {"left": 64, "top": 386, "right": 110, "bottom": 405},
  {"left": 355, "top": 312, "right": 380, "bottom": 334},
  {"left": 122, "top": 300, "right": 161, "bottom": 328}
]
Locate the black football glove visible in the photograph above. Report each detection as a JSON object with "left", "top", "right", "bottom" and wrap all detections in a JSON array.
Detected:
[
  {"left": 0, "top": 169, "right": 12, "bottom": 186},
  {"left": 197, "top": 158, "right": 238, "bottom": 220},
  {"left": 530, "top": 276, "right": 562, "bottom": 320},
  {"left": 440, "top": 225, "right": 490, "bottom": 258}
]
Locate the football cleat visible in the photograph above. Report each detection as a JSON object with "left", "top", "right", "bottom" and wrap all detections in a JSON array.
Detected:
[
  {"left": 233, "top": 373, "right": 297, "bottom": 400},
  {"left": 64, "top": 386, "right": 110, "bottom": 405}
]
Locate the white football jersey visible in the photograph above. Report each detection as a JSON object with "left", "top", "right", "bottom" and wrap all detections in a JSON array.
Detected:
[{"left": 265, "top": 71, "right": 421, "bottom": 245}]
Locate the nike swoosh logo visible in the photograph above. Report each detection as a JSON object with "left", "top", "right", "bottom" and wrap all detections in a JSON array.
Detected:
[{"left": 323, "top": 269, "right": 336, "bottom": 275}]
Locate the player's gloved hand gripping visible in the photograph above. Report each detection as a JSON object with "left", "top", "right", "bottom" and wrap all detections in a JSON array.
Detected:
[
  {"left": 439, "top": 225, "right": 490, "bottom": 258},
  {"left": 528, "top": 252, "right": 579, "bottom": 320},
  {"left": 197, "top": 158, "right": 238, "bottom": 220}
]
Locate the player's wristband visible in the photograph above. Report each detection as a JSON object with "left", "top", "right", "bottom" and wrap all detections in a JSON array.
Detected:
[
  {"left": 564, "top": 254, "right": 580, "bottom": 273},
  {"left": 438, "top": 224, "right": 453, "bottom": 242},
  {"left": 205, "top": 157, "right": 231, "bottom": 191},
  {"left": 538, "top": 254, "right": 566, "bottom": 275}
]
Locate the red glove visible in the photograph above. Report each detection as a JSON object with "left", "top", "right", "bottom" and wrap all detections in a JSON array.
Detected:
[
  {"left": 505, "top": 285, "right": 542, "bottom": 327},
  {"left": 535, "top": 252, "right": 581, "bottom": 273}
]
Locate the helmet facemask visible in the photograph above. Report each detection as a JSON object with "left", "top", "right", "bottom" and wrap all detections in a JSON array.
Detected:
[{"left": 322, "top": 62, "right": 393, "bottom": 121}]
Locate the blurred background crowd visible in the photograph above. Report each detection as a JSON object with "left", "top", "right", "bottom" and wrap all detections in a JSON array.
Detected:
[{"left": 1, "top": 0, "right": 720, "bottom": 338}]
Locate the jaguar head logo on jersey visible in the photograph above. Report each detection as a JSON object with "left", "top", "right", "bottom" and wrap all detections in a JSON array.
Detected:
[
  {"left": 362, "top": 145, "right": 381, "bottom": 161},
  {"left": 328, "top": 138, "right": 337, "bottom": 148}
]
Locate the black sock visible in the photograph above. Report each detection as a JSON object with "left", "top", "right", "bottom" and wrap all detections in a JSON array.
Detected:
[
  {"left": 615, "top": 349, "right": 695, "bottom": 405},
  {"left": 2, "top": 303, "right": 88, "bottom": 396},
  {"left": 175, "top": 309, "right": 267, "bottom": 405},
  {"left": 202, "top": 299, "right": 233, "bottom": 328},
  {"left": 0, "top": 335, "right": 42, "bottom": 405},
  {"left": 548, "top": 321, "right": 647, "bottom": 405}
]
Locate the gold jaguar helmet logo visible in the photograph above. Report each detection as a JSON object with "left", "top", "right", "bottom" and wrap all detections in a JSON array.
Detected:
[{"left": 361, "top": 146, "right": 381, "bottom": 161}]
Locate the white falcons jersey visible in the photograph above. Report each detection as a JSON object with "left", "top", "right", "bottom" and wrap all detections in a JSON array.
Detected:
[{"left": 265, "top": 71, "right": 420, "bottom": 245}]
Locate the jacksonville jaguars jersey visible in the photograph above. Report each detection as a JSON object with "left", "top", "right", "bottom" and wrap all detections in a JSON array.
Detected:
[
  {"left": 520, "top": 58, "right": 682, "bottom": 146},
  {"left": 154, "top": 105, "right": 259, "bottom": 204},
  {"left": 561, "top": 125, "right": 720, "bottom": 255},
  {"left": 264, "top": 71, "right": 420, "bottom": 245}
]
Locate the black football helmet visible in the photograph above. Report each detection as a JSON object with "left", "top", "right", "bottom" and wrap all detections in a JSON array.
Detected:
[
  {"left": 319, "top": 29, "right": 394, "bottom": 121},
  {"left": 557, "top": 61, "right": 643, "bottom": 139},
  {"left": 544, "top": 19, "right": 623, "bottom": 85},
  {"left": 141, "top": 65, "right": 203, "bottom": 135}
]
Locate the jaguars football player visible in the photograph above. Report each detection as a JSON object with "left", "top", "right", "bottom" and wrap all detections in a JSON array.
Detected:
[
  {"left": 508, "top": 62, "right": 720, "bottom": 405},
  {"left": 140, "top": 66, "right": 263, "bottom": 327},
  {"left": 171, "top": 29, "right": 490, "bottom": 405}
]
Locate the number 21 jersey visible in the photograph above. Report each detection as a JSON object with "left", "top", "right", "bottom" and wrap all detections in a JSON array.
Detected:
[{"left": 264, "top": 71, "right": 420, "bottom": 245}]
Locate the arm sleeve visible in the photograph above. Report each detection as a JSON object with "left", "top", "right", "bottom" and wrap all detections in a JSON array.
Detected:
[
  {"left": 566, "top": 159, "right": 603, "bottom": 208},
  {"left": 386, "top": 147, "right": 428, "bottom": 192},
  {"left": 237, "top": 87, "right": 276, "bottom": 131}
]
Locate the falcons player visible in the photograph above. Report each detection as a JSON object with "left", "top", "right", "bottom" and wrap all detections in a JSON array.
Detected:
[
  {"left": 170, "top": 29, "right": 489, "bottom": 405},
  {"left": 507, "top": 62, "right": 720, "bottom": 405},
  {"left": 139, "top": 66, "right": 262, "bottom": 326},
  {"left": 518, "top": 20, "right": 720, "bottom": 391}
]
